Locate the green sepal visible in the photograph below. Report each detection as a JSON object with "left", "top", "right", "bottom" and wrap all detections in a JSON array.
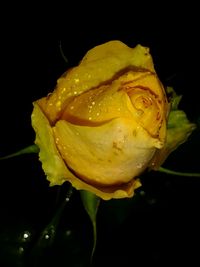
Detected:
[
  {"left": 80, "top": 190, "right": 100, "bottom": 262},
  {"left": 150, "top": 87, "right": 196, "bottom": 169},
  {"left": 0, "top": 144, "right": 39, "bottom": 160}
]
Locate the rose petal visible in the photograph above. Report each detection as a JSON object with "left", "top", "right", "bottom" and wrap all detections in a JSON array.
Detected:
[
  {"left": 53, "top": 117, "right": 161, "bottom": 186},
  {"left": 38, "top": 41, "right": 155, "bottom": 124},
  {"left": 60, "top": 78, "right": 131, "bottom": 124},
  {"left": 31, "top": 103, "right": 141, "bottom": 200},
  {"left": 31, "top": 103, "right": 76, "bottom": 186}
]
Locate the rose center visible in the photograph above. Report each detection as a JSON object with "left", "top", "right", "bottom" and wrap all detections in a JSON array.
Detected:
[
  {"left": 131, "top": 95, "right": 153, "bottom": 111},
  {"left": 127, "top": 87, "right": 162, "bottom": 137}
]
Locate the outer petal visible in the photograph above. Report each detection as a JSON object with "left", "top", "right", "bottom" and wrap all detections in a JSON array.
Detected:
[
  {"left": 31, "top": 103, "right": 141, "bottom": 200},
  {"left": 31, "top": 103, "right": 76, "bottom": 186},
  {"left": 53, "top": 117, "right": 161, "bottom": 186}
]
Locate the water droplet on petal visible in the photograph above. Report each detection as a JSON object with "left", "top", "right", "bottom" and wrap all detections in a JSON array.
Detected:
[
  {"left": 56, "top": 101, "right": 61, "bottom": 108},
  {"left": 136, "top": 163, "right": 143, "bottom": 169},
  {"left": 74, "top": 78, "right": 79, "bottom": 83},
  {"left": 61, "top": 88, "right": 66, "bottom": 93},
  {"left": 136, "top": 110, "right": 144, "bottom": 116},
  {"left": 67, "top": 92, "right": 72, "bottom": 97}
]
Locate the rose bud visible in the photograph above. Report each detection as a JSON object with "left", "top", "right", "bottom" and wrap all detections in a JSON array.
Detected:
[{"left": 31, "top": 40, "right": 169, "bottom": 200}]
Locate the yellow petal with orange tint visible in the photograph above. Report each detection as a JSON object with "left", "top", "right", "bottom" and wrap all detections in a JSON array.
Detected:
[
  {"left": 38, "top": 41, "right": 156, "bottom": 124},
  {"left": 31, "top": 103, "right": 76, "bottom": 186},
  {"left": 53, "top": 117, "right": 162, "bottom": 187},
  {"left": 31, "top": 102, "right": 141, "bottom": 200}
]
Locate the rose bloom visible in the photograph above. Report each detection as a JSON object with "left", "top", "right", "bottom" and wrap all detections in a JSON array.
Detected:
[{"left": 31, "top": 40, "right": 169, "bottom": 200}]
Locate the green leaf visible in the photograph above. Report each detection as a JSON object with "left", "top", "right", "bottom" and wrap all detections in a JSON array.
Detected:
[
  {"left": 80, "top": 190, "right": 100, "bottom": 262},
  {"left": 27, "top": 185, "right": 73, "bottom": 266},
  {"left": 0, "top": 144, "right": 39, "bottom": 160}
]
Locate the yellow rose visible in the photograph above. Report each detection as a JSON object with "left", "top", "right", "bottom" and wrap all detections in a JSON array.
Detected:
[{"left": 31, "top": 40, "right": 168, "bottom": 200}]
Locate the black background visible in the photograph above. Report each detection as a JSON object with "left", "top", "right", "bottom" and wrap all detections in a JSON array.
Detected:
[{"left": 0, "top": 4, "right": 200, "bottom": 267}]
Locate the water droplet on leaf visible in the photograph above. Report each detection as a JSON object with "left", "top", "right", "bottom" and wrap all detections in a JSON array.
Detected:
[{"left": 45, "top": 234, "right": 50, "bottom": 240}]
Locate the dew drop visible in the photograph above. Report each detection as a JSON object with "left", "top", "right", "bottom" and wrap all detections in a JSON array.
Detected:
[
  {"left": 23, "top": 231, "right": 30, "bottom": 240},
  {"left": 92, "top": 101, "right": 95, "bottom": 105},
  {"left": 18, "top": 247, "right": 24, "bottom": 254},
  {"left": 136, "top": 163, "right": 143, "bottom": 169},
  {"left": 56, "top": 101, "right": 61, "bottom": 109},
  {"left": 89, "top": 117, "right": 92, "bottom": 120},
  {"left": 61, "top": 87, "right": 66, "bottom": 93},
  {"left": 140, "top": 190, "right": 146, "bottom": 196},
  {"left": 45, "top": 234, "right": 50, "bottom": 240},
  {"left": 70, "top": 106, "right": 74, "bottom": 110},
  {"left": 136, "top": 110, "right": 144, "bottom": 116},
  {"left": 66, "top": 230, "right": 72, "bottom": 236},
  {"left": 96, "top": 112, "right": 100, "bottom": 116}
]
